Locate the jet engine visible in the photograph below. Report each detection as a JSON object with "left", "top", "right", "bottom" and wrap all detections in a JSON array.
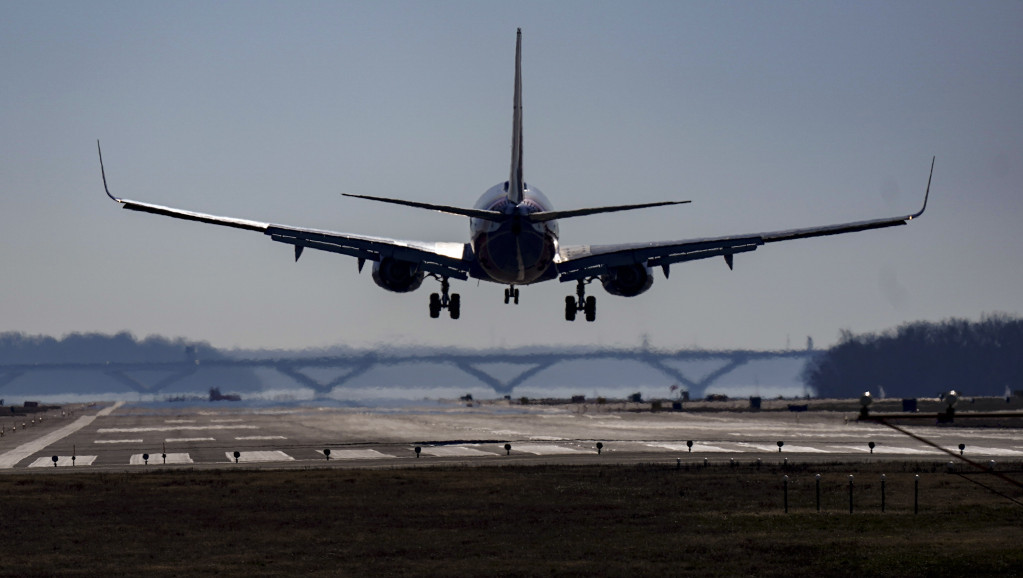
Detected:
[
  {"left": 600, "top": 263, "right": 654, "bottom": 297},
  {"left": 371, "top": 257, "right": 425, "bottom": 293}
]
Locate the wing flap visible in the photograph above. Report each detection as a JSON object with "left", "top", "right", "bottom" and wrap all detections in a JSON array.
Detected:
[{"left": 266, "top": 225, "right": 471, "bottom": 280}]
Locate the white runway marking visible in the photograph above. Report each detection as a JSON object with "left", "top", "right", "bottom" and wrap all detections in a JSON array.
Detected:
[
  {"left": 831, "top": 444, "right": 938, "bottom": 455},
  {"left": 130, "top": 453, "right": 193, "bottom": 465},
  {"left": 99, "top": 425, "right": 257, "bottom": 433},
  {"left": 225, "top": 450, "right": 294, "bottom": 463},
  {"left": 164, "top": 420, "right": 195, "bottom": 424},
  {"left": 211, "top": 418, "right": 245, "bottom": 423},
  {"left": 0, "top": 402, "right": 124, "bottom": 469},
  {"left": 950, "top": 446, "right": 1023, "bottom": 457},
  {"left": 95, "top": 439, "right": 143, "bottom": 444},
  {"left": 646, "top": 442, "right": 742, "bottom": 453},
  {"left": 28, "top": 456, "right": 97, "bottom": 468},
  {"left": 321, "top": 449, "right": 395, "bottom": 460},
  {"left": 235, "top": 435, "right": 287, "bottom": 440},
  {"left": 419, "top": 446, "right": 494, "bottom": 457},
  {"left": 517, "top": 444, "right": 589, "bottom": 455},
  {"left": 166, "top": 437, "right": 215, "bottom": 443},
  {"left": 736, "top": 443, "right": 830, "bottom": 453}
]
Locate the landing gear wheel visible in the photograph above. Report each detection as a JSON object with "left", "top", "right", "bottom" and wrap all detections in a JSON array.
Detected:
[
  {"left": 504, "top": 286, "right": 521, "bottom": 305},
  {"left": 449, "top": 294, "right": 461, "bottom": 319},
  {"left": 429, "top": 293, "right": 441, "bottom": 318},
  {"left": 565, "top": 296, "right": 577, "bottom": 321},
  {"left": 584, "top": 296, "right": 597, "bottom": 322}
]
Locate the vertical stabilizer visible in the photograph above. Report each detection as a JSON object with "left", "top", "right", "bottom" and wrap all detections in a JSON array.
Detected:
[{"left": 507, "top": 28, "right": 525, "bottom": 205}]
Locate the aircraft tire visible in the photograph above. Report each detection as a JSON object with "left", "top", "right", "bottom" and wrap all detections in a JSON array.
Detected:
[{"left": 449, "top": 294, "right": 461, "bottom": 319}]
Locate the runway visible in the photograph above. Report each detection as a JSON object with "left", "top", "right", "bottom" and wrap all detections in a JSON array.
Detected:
[{"left": 2, "top": 400, "right": 1021, "bottom": 473}]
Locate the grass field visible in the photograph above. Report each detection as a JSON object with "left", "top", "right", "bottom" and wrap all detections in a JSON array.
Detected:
[{"left": 1, "top": 461, "right": 1021, "bottom": 576}]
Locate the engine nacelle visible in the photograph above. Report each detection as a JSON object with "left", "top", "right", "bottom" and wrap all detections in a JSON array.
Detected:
[
  {"left": 600, "top": 263, "right": 654, "bottom": 297},
  {"left": 371, "top": 257, "right": 425, "bottom": 293}
]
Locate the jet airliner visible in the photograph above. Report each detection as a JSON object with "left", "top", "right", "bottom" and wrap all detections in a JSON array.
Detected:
[{"left": 100, "top": 29, "right": 933, "bottom": 322}]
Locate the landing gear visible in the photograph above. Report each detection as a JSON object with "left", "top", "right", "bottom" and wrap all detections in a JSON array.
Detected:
[
  {"left": 428, "top": 276, "right": 460, "bottom": 319},
  {"left": 565, "top": 279, "right": 597, "bottom": 322},
  {"left": 504, "top": 285, "right": 520, "bottom": 305}
]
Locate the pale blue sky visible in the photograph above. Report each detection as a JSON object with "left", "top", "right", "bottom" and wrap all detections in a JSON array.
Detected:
[{"left": 2, "top": 1, "right": 1021, "bottom": 351}]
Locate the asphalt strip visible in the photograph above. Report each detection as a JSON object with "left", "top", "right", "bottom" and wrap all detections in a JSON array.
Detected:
[{"left": 0, "top": 402, "right": 124, "bottom": 469}]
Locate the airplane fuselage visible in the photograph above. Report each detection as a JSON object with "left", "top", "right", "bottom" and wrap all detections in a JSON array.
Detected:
[{"left": 470, "top": 182, "right": 559, "bottom": 284}]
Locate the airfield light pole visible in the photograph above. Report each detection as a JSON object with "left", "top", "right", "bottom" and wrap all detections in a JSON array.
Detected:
[
  {"left": 848, "top": 475, "right": 854, "bottom": 514},
  {"left": 783, "top": 475, "right": 789, "bottom": 514},
  {"left": 815, "top": 474, "right": 821, "bottom": 512}
]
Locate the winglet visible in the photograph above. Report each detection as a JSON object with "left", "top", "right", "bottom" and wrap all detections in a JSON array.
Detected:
[
  {"left": 908, "top": 156, "right": 934, "bottom": 220},
  {"left": 97, "top": 140, "right": 121, "bottom": 202}
]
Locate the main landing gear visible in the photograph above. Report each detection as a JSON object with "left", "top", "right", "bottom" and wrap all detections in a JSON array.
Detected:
[
  {"left": 504, "top": 285, "right": 519, "bottom": 305},
  {"left": 429, "top": 276, "right": 460, "bottom": 319},
  {"left": 565, "top": 279, "right": 596, "bottom": 322}
]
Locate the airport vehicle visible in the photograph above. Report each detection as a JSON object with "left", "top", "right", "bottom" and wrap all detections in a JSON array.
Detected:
[{"left": 100, "top": 29, "right": 932, "bottom": 322}]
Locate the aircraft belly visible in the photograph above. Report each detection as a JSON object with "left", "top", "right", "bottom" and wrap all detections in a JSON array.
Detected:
[{"left": 474, "top": 227, "right": 555, "bottom": 284}]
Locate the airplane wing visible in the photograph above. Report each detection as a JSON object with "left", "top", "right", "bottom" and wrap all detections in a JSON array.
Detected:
[
  {"left": 99, "top": 144, "right": 471, "bottom": 280},
  {"left": 557, "top": 158, "right": 934, "bottom": 282}
]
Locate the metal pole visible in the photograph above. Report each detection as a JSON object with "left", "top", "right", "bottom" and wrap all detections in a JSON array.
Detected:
[
  {"left": 784, "top": 475, "right": 789, "bottom": 514},
  {"left": 816, "top": 474, "right": 821, "bottom": 512},
  {"left": 849, "top": 475, "right": 854, "bottom": 514},
  {"left": 881, "top": 474, "right": 886, "bottom": 513},
  {"left": 914, "top": 475, "right": 919, "bottom": 515}
]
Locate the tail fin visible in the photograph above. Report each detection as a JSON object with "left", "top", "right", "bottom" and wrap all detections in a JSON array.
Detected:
[{"left": 507, "top": 28, "right": 525, "bottom": 205}]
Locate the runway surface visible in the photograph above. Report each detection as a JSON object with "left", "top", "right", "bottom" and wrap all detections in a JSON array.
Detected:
[{"left": 2, "top": 400, "right": 1021, "bottom": 473}]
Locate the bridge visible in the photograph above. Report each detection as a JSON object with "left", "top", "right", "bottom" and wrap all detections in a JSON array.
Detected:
[{"left": 0, "top": 347, "right": 816, "bottom": 398}]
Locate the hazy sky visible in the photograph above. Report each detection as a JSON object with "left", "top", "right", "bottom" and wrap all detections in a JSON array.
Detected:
[{"left": 2, "top": 2, "right": 1021, "bottom": 352}]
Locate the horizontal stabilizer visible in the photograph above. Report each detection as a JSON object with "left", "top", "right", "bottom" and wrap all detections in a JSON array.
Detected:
[
  {"left": 342, "top": 193, "right": 505, "bottom": 221},
  {"left": 527, "top": 200, "right": 690, "bottom": 223}
]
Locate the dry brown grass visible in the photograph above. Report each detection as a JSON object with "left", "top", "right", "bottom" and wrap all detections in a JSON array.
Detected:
[{"left": 1, "top": 462, "right": 1021, "bottom": 576}]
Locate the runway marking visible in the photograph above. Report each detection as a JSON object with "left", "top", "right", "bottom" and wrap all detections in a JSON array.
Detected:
[
  {"left": 0, "top": 402, "right": 124, "bottom": 469},
  {"left": 528, "top": 435, "right": 565, "bottom": 441},
  {"left": 517, "top": 444, "right": 588, "bottom": 455},
  {"left": 646, "top": 442, "right": 742, "bottom": 453},
  {"left": 164, "top": 420, "right": 196, "bottom": 424},
  {"left": 320, "top": 449, "right": 395, "bottom": 460},
  {"left": 831, "top": 444, "right": 937, "bottom": 455},
  {"left": 225, "top": 450, "right": 294, "bottom": 463},
  {"left": 95, "top": 439, "right": 143, "bottom": 444},
  {"left": 99, "top": 425, "right": 257, "bottom": 433},
  {"left": 130, "top": 453, "right": 193, "bottom": 465},
  {"left": 28, "top": 456, "right": 98, "bottom": 468},
  {"left": 166, "top": 437, "right": 216, "bottom": 443},
  {"left": 948, "top": 446, "right": 1023, "bottom": 457},
  {"left": 419, "top": 446, "right": 493, "bottom": 457},
  {"left": 211, "top": 419, "right": 245, "bottom": 423},
  {"left": 736, "top": 443, "right": 830, "bottom": 454},
  {"left": 235, "top": 435, "right": 287, "bottom": 440}
]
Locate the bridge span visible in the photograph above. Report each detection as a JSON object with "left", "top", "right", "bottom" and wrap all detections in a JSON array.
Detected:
[{"left": 0, "top": 347, "right": 816, "bottom": 399}]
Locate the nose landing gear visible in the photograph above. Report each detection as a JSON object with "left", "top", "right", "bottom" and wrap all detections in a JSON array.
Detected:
[
  {"left": 565, "top": 279, "right": 596, "bottom": 322},
  {"left": 429, "top": 276, "right": 460, "bottom": 319},
  {"left": 504, "top": 285, "right": 520, "bottom": 304}
]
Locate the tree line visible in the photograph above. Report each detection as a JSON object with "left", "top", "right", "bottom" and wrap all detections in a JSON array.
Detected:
[{"left": 802, "top": 314, "right": 1023, "bottom": 399}]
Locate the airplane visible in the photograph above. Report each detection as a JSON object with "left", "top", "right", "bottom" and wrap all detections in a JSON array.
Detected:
[{"left": 99, "top": 28, "right": 933, "bottom": 322}]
